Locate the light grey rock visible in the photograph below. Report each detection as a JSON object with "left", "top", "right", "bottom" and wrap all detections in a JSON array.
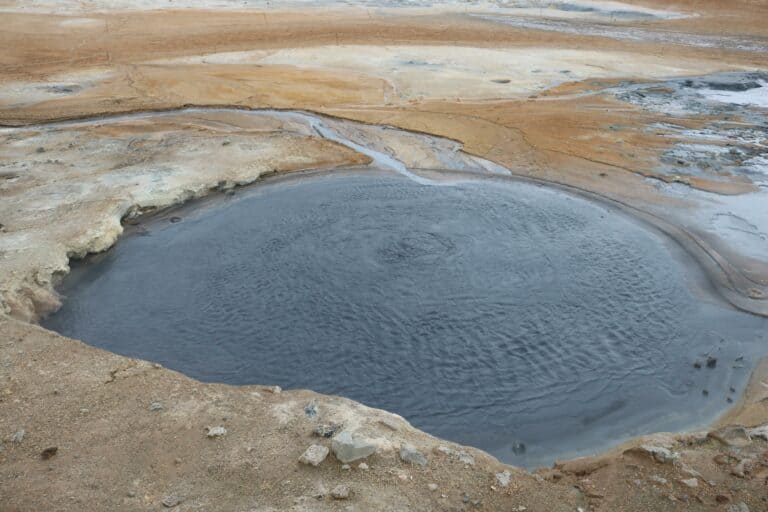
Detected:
[
  {"left": 298, "top": 444, "right": 329, "bottom": 467},
  {"left": 206, "top": 426, "right": 227, "bottom": 438},
  {"left": 728, "top": 502, "right": 750, "bottom": 512},
  {"left": 650, "top": 475, "right": 668, "bottom": 485},
  {"left": 708, "top": 426, "right": 751, "bottom": 447},
  {"left": 635, "top": 445, "right": 679, "bottom": 464},
  {"left": 357, "top": 462, "right": 369, "bottom": 470},
  {"left": 330, "top": 484, "right": 350, "bottom": 500},
  {"left": 746, "top": 424, "right": 768, "bottom": 441},
  {"left": 427, "top": 483, "right": 438, "bottom": 491},
  {"left": 11, "top": 430, "right": 24, "bottom": 443},
  {"left": 399, "top": 444, "right": 427, "bottom": 466},
  {"left": 435, "top": 445, "right": 475, "bottom": 465},
  {"left": 679, "top": 477, "right": 698, "bottom": 488},
  {"left": 331, "top": 431, "right": 376, "bottom": 463},
  {"left": 149, "top": 402, "right": 163, "bottom": 411},
  {"left": 495, "top": 470, "right": 512, "bottom": 488}
]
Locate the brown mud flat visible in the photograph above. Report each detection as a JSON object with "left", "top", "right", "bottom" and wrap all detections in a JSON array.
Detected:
[{"left": 2, "top": 1, "right": 768, "bottom": 510}]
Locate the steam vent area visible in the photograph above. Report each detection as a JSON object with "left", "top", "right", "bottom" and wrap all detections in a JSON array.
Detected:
[{"left": 2, "top": 1, "right": 768, "bottom": 511}]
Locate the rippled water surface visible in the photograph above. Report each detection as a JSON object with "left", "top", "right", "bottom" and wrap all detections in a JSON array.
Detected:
[{"left": 45, "top": 171, "right": 767, "bottom": 466}]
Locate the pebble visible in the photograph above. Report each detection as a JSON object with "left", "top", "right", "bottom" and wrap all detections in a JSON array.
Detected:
[
  {"left": 330, "top": 485, "right": 350, "bottom": 500},
  {"left": 304, "top": 400, "right": 318, "bottom": 418},
  {"left": 727, "top": 503, "right": 750, "bottom": 512},
  {"left": 679, "top": 478, "right": 698, "bottom": 488},
  {"left": 313, "top": 423, "right": 341, "bottom": 438},
  {"left": 341, "top": 464, "right": 351, "bottom": 471},
  {"left": 206, "top": 426, "right": 227, "bottom": 438},
  {"left": 399, "top": 444, "right": 427, "bottom": 466},
  {"left": 706, "top": 356, "right": 717, "bottom": 368},
  {"left": 428, "top": 483, "right": 438, "bottom": 491},
  {"left": 11, "top": 430, "right": 24, "bottom": 443},
  {"left": 162, "top": 494, "right": 182, "bottom": 508},
  {"left": 357, "top": 462, "right": 369, "bottom": 470},
  {"left": 331, "top": 431, "right": 377, "bottom": 463},
  {"left": 495, "top": 470, "right": 512, "bottom": 488},
  {"left": 149, "top": 402, "right": 163, "bottom": 411},
  {"left": 263, "top": 385, "right": 282, "bottom": 394},
  {"left": 298, "top": 444, "right": 329, "bottom": 467},
  {"left": 650, "top": 475, "right": 667, "bottom": 485}
]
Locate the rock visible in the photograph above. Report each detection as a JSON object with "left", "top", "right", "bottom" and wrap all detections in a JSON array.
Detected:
[
  {"left": 40, "top": 447, "right": 58, "bottom": 459},
  {"left": 495, "top": 470, "right": 512, "bottom": 488},
  {"left": 730, "top": 458, "right": 753, "bottom": 478},
  {"left": 727, "top": 502, "right": 750, "bottom": 512},
  {"left": 626, "top": 445, "right": 678, "bottom": 464},
  {"left": 716, "top": 494, "right": 731, "bottom": 503},
  {"left": 162, "top": 494, "right": 182, "bottom": 508},
  {"left": 746, "top": 424, "right": 768, "bottom": 441},
  {"left": 428, "top": 483, "right": 438, "bottom": 491},
  {"left": 331, "top": 431, "right": 376, "bottom": 463},
  {"left": 206, "top": 426, "right": 227, "bottom": 438},
  {"left": 341, "top": 464, "right": 351, "bottom": 471},
  {"left": 706, "top": 356, "right": 717, "bottom": 368},
  {"left": 11, "top": 430, "right": 24, "bottom": 443},
  {"left": 377, "top": 418, "right": 400, "bottom": 431},
  {"left": 435, "top": 445, "right": 475, "bottom": 465},
  {"left": 298, "top": 444, "right": 329, "bottom": 467},
  {"left": 399, "top": 444, "right": 427, "bottom": 466},
  {"left": 357, "top": 462, "right": 369, "bottom": 470},
  {"left": 169, "top": 216, "right": 182, "bottom": 223},
  {"left": 149, "top": 402, "right": 163, "bottom": 411},
  {"left": 650, "top": 475, "right": 667, "bottom": 485},
  {"left": 693, "top": 360, "right": 702, "bottom": 369},
  {"left": 263, "top": 385, "right": 282, "bottom": 394},
  {"left": 679, "top": 478, "right": 698, "bottom": 488},
  {"left": 313, "top": 423, "right": 341, "bottom": 438},
  {"left": 708, "top": 426, "right": 751, "bottom": 447},
  {"left": 330, "top": 485, "right": 350, "bottom": 500}
]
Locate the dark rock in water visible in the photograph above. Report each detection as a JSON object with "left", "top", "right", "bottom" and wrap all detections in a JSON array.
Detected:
[
  {"left": 693, "top": 361, "right": 702, "bottom": 369},
  {"left": 169, "top": 216, "right": 182, "bottom": 223},
  {"left": 707, "top": 356, "right": 717, "bottom": 368},
  {"left": 491, "top": 79, "right": 511, "bottom": 84},
  {"left": 512, "top": 442, "right": 526, "bottom": 455},
  {"left": 702, "top": 390, "right": 709, "bottom": 396}
]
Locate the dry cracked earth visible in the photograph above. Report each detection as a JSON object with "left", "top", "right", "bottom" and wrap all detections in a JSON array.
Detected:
[{"left": 1, "top": 0, "right": 768, "bottom": 511}]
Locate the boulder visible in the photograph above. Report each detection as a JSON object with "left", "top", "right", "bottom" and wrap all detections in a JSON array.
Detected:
[{"left": 331, "top": 431, "right": 376, "bottom": 463}]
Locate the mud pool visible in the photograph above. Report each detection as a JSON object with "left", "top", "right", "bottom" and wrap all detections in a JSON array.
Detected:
[{"left": 44, "top": 171, "right": 768, "bottom": 467}]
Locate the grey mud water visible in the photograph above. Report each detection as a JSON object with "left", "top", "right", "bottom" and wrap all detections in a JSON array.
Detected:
[{"left": 44, "top": 170, "right": 768, "bottom": 468}]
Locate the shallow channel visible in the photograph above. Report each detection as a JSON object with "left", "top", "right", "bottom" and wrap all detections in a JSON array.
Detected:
[{"left": 44, "top": 170, "right": 768, "bottom": 467}]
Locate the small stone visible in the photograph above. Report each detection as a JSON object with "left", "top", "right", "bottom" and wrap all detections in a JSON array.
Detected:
[
  {"left": 298, "top": 444, "right": 329, "bottom": 467},
  {"left": 330, "top": 485, "right": 350, "bottom": 500},
  {"left": 495, "top": 470, "right": 512, "bottom": 488},
  {"left": 149, "top": 402, "right": 163, "bottom": 411},
  {"left": 706, "top": 356, "right": 717, "bottom": 368},
  {"left": 679, "top": 478, "right": 698, "bottom": 488},
  {"left": 162, "top": 494, "right": 182, "bottom": 508},
  {"left": 716, "top": 494, "right": 731, "bottom": 503},
  {"left": 727, "top": 502, "right": 750, "bottom": 512},
  {"left": 341, "top": 464, "right": 351, "bottom": 470},
  {"left": 206, "top": 426, "right": 227, "bottom": 438},
  {"left": 357, "top": 462, "right": 369, "bottom": 470},
  {"left": 263, "top": 385, "right": 282, "bottom": 394},
  {"left": 331, "top": 431, "right": 376, "bottom": 463},
  {"left": 313, "top": 423, "right": 341, "bottom": 438},
  {"left": 40, "top": 447, "right": 58, "bottom": 460},
  {"left": 399, "top": 444, "right": 427, "bottom": 466},
  {"left": 693, "top": 361, "right": 702, "bottom": 369},
  {"left": 428, "top": 483, "right": 438, "bottom": 491},
  {"left": 169, "top": 216, "right": 182, "bottom": 223},
  {"left": 126, "top": 490, "right": 137, "bottom": 498},
  {"left": 11, "top": 430, "right": 24, "bottom": 443},
  {"left": 650, "top": 475, "right": 667, "bottom": 485}
]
